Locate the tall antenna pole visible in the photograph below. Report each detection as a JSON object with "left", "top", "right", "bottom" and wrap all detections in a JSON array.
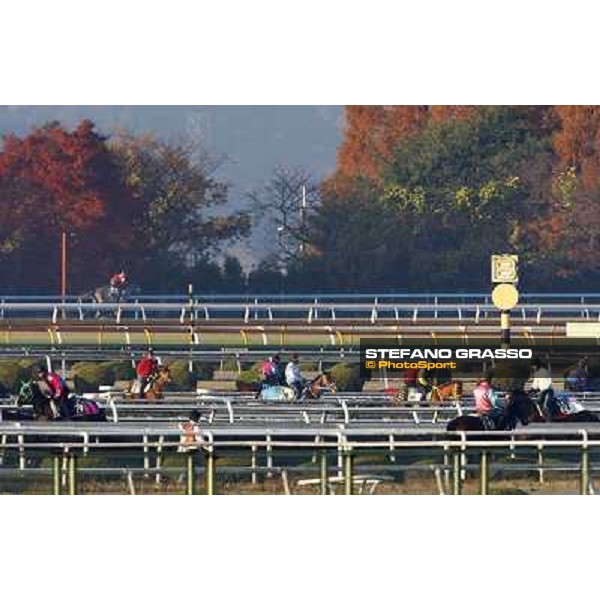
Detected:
[
  {"left": 61, "top": 230, "right": 67, "bottom": 301},
  {"left": 299, "top": 185, "right": 306, "bottom": 256}
]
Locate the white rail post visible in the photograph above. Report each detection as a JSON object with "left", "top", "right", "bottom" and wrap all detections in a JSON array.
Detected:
[
  {"left": 251, "top": 444, "right": 258, "bottom": 485},
  {"left": 580, "top": 429, "right": 590, "bottom": 495},
  {"left": 266, "top": 433, "right": 273, "bottom": 478},
  {"left": 155, "top": 435, "right": 164, "bottom": 485}
]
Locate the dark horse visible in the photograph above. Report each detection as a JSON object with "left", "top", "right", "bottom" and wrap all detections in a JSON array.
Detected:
[
  {"left": 447, "top": 390, "right": 599, "bottom": 433},
  {"left": 14, "top": 381, "right": 106, "bottom": 422},
  {"left": 446, "top": 390, "right": 533, "bottom": 432},
  {"left": 81, "top": 284, "right": 138, "bottom": 318},
  {"left": 526, "top": 392, "right": 599, "bottom": 424}
]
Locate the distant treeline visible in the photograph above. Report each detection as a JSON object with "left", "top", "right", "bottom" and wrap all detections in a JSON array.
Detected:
[{"left": 2, "top": 107, "right": 600, "bottom": 294}]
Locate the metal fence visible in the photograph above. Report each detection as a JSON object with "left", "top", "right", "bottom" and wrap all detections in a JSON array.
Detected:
[
  {"left": 0, "top": 423, "right": 598, "bottom": 495},
  {"left": 2, "top": 297, "right": 600, "bottom": 323}
]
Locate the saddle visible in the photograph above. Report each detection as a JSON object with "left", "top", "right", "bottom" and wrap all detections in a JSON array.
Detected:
[
  {"left": 131, "top": 375, "right": 156, "bottom": 396},
  {"left": 480, "top": 414, "right": 498, "bottom": 431},
  {"left": 260, "top": 385, "right": 295, "bottom": 401},
  {"left": 549, "top": 393, "right": 584, "bottom": 418},
  {"left": 66, "top": 395, "right": 101, "bottom": 417}
]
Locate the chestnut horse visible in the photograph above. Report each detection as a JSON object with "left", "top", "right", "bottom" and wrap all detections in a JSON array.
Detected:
[
  {"left": 393, "top": 380, "right": 463, "bottom": 404},
  {"left": 126, "top": 366, "right": 171, "bottom": 400},
  {"left": 301, "top": 372, "right": 337, "bottom": 401}
]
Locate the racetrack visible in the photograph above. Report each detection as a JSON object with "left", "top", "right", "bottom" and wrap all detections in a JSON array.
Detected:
[{"left": 2, "top": 293, "right": 600, "bottom": 494}]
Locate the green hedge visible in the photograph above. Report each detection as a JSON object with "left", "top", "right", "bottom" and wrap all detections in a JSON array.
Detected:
[
  {"left": 104, "top": 361, "right": 136, "bottom": 381},
  {"left": 72, "top": 362, "right": 117, "bottom": 393},
  {"left": 236, "top": 369, "right": 261, "bottom": 391},
  {"left": 330, "top": 363, "right": 363, "bottom": 392},
  {"left": 0, "top": 361, "right": 26, "bottom": 395},
  {"left": 166, "top": 361, "right": 194, "bottom": 390}
]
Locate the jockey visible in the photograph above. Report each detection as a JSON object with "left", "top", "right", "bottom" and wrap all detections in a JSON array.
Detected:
[
  {"left": 35, "top": 366, "right": 70, "bottom": 418},
  {"left": 136, "top": 349, "right": 159, "bottom": 399},
  {"left": 565, "top": 358, "right": 589, "bottom": 392},
  {"left": 109, "top": 269, "right": 128, "bottom": 300},
  {"left": 261, "top": 354, "right": 283, "bottom": 387},
  {"left": 416, "top": 367, "right": 433, "bottom": 401},
  {"left": 285, "top": 353, "right": 304, "bottom": 398},
  {"left": 473, "top": 375, "right": 505, "bottom": 426},
  {"left": 530, "top": 359, "right": 554, "bottom": 417}
]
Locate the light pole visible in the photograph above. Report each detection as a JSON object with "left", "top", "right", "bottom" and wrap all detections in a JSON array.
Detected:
[
  {"left": 61, "top": 230, "right": 67, "bottom": 302},
  {"left": 277, "top": 226, "right": 287, "bottom": 276},
  {"left": 299, "top": 185, "right": 307, "bottom": 257}
]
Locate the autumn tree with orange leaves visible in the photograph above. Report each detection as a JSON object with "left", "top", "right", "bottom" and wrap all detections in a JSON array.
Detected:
[
  {"left": 0, "top": 121, "right": 249, "bottom": 293},
  {"left": 0, "top": 120, "right": 135, "bottom": 291}
]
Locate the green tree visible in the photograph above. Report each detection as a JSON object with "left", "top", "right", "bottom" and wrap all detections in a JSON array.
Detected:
[
  {"left": 110, "top": 133, "right": 250, "bottom": 290},
  {"left": 304, "top": 107, "right": 555, "bottom": 290}
]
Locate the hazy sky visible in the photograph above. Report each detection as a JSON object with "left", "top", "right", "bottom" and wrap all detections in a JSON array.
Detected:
[{"left": 0, "top": 106, "right": 344, "bottom": 266}]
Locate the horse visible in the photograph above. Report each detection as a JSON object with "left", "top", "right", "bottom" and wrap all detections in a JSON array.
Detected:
[
  {"left": 524, "top": 391, "right": 599, "bottom": 423},
  {"left": 257, "top": 385, "right": 296, "bottom": 402},
  {"left": 257, "top": 373, "right": 337, "bottom": 402},
  {"left": 16, "top": 380, "right": 106, "bottom": 422},
  {"left": 300, "top": 372, "right": 337, "bottom": 401},
  {"left": 393, "top": 380, "right": 463, "bottom": 404},
  {"left": 446, "top": 389, "right": 533, "bottom": 433},
  {"left": 126, "top": 366, "right": 171, "bottom": 400},
  {"left": 81, "top": 284, "right": 138, "bottom": 318}
]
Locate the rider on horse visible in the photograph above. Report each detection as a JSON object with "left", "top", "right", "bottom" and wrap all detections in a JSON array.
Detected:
[
  {"left": 109, "top": 269, "right": 128, "bottom": 301},
  {"left": 34, "top": 365, "right": 70, "bottom": 418},
  {"left": 261, "top": 354, "right": 283, "bottom": 387},
  {"left": 135, "top": 349, "right": 159, "bottom": 399},
  {"left": 285, "top": 353, "right": 304, "bottom": 399},
  {"left": 474, "top": 375, "right": 506, "bottom": 428},
  {"left": 530, "top": 359, "right": 554, "bottom": 418},
  {"left": 565, "top": 358, "right": 589, "bottom": 392},
  {"left": 416, "top": 367, "right": 433, "bottom": 401}
]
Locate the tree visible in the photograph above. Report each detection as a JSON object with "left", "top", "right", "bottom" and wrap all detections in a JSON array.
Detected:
[
  {"left": 333, "top": 106, "right": 429, "bottom": 183},
  {"left": 220, "top": 255, "right": 246, "bottom": 292},
  {"left": 302, "top": 106, "right": 557, "bottom": 290},
  {"left": 331, "top": 106, "right": 478, "bottom": 188},
  {"left": 0, "top": 122, "right": 250, "bottom": 294},
  {"left": 299, "top": 184, "right": 407, "bottom": 290},
  {"left": 553, "top": 106, "right": 600, "bottom": 190},
  {"left": 109, "top": 133, "right": 251, "bottom": 290},
  {"left": 381, "top": 106, "right": 556, "bottom": 287},
  {"left": 248, "top": 165, "right": 319, "bottom": 273},
  {"left": 0, "top": 120, "right": 134, "bottom": 292}
]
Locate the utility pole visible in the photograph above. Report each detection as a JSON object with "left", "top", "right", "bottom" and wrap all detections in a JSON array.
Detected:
[
  {"left": 61, "top": 230, "right": 67, "bottom": 302},
  {"left": 299, "top": 185, "right": 307, "bottom": 257},
  {"left": 277, "top": 226, "right": 287, "bottom": 277}
]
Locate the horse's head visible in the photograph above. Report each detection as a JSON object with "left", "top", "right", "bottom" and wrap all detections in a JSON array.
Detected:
[
  {"left": 320, "top": 372, "right": 337, "bottom": 393},
  {"left": 505, "top": 389, "right": 539, "bottom": 426},
  {"left": 17, "top": 380, "right": 35, "bottom": 406},
  {"left": 158, "top": 366, "right": 171, "bottom": 383}
]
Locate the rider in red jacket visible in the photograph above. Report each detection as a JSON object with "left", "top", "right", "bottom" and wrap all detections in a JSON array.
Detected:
[
  {"left": 136, "top": 350, "right": 159, "bottom": 398},
  {"left": 109, "top": 269, "right": 128, "bottom": 301},
  {"left": 35, "top": 366, "right": 70, "bottom": 418}
]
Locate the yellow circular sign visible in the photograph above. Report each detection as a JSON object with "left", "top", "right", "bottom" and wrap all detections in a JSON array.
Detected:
[{"left": 492, "top": 283, "right": 519, "bottom": 310}]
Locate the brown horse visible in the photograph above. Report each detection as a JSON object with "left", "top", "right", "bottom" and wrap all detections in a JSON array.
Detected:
[
  {"left": 126, "top": 366, "right": 171, "bottom": 400},
  {"left": 393, "top": 380, "right": 463, "bottom": 404},
  {"left": 430, "top": 380, "right": 463, "bottom": 404},
  {"left": 301, "top": 372, "right": 337, "bottom": 401}
]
